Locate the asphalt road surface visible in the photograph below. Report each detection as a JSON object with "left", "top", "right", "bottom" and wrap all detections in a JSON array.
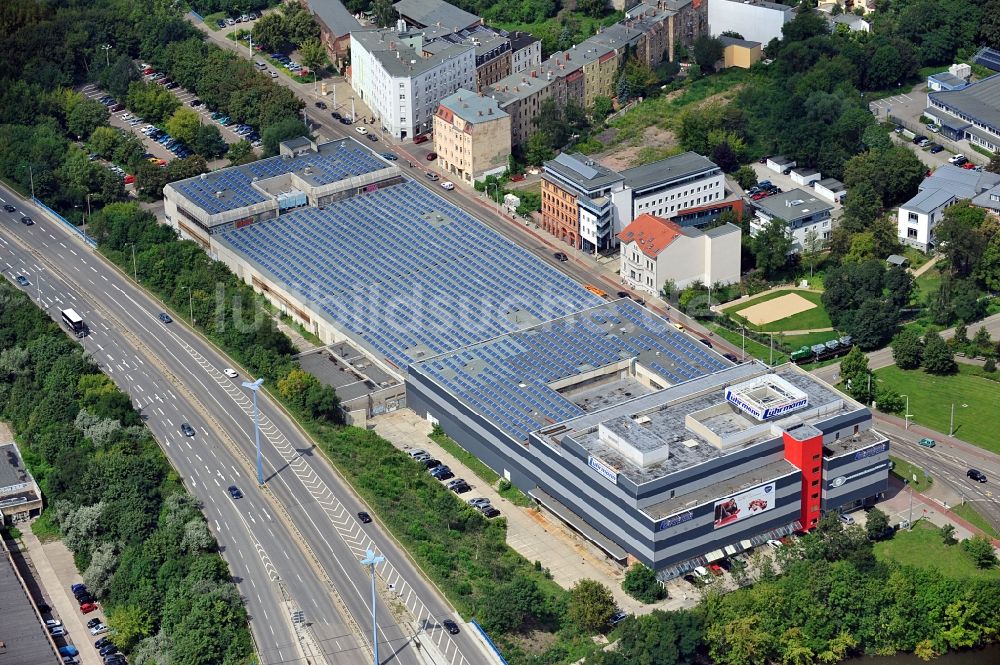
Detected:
[{"left": 0, "top": 189, "right": 482, "bottom": 665}]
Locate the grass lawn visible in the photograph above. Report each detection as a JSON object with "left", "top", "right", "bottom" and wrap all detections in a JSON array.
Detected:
[
  {"left": 874, "top": 365, "right": 1000, "bottom": 455},
  {"left": 496, "top": 11, "right": 621, "bottom": 57},
  {"left": 705, "top": 322, "right": 789, "bottom": 365},
  {"left": 429, "top": 429, "right": 535, "bottom": 507},
  {"left": 726, "top": 290, "right": 833, "bottom": 333},
  {"left": 914, "top": 266, "right": 942, "bottom": 305},
  {"left": 889, "top": 456, "right": 933, "bottom": 492},
  {"left": 609, "top": 68, "right": 749, "bottom": 142},
  {"left": 202, "top": 11, "right": 226, "bottom": 30},
  {"left": 902, "top": 246, "right": 931, "bottom": 269},
  {"left": 951, "top": 503, "right": 1000, "bottom": 539},
  {"left": 874, "top": 521, "right": 1000, "bottom": 579},
  {"left": 31, "top": 509, "right": 61, "bottom": 543}
]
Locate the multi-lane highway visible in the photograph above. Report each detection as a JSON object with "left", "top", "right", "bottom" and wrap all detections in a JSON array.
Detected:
[{"left": 0, "top": 189, "right": 488, "bottom": 665}]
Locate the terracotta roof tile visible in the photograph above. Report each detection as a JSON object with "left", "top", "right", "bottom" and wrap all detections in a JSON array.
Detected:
[{"left": 617, "top": 213, "right": 683, "bottom": 258}]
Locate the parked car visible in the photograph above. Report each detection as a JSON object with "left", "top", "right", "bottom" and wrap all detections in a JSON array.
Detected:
[
  {"left": 423, "top": 458, "right": 442, "bottom": 469},
  {"left": 452, "top": 482, "right": 471, "bottom": 494},
  {"left": 839, "top": 513, "right": 855, "bottom": 525},
  {"left": 929, "top": 144, "right": 944, "bottom": 153},
  {"left": 413, "top": 134, "right": 430, "bottom": 144},
  {"left": 87, "top": 618, "right": 102, "bottom": 628},
  {"left": 90, "top": 624, "right": 109, "bottom": 636},
  {"left": 481, "top": 506, "right": 501, "bottom": 518},
  {"left": 467, "top": 497, "right": 491, "bottom": 508},
  {"left": 967, "top": 469, "right": 987, "bottom": 483},
  {"left": 609, "top": 610, "right": 629, "bottom": 626},
  {"left": 80, "top": 602, "right": 98, "bottom": 614},
  {"left": 425, "top": 172, "right": 439, "bottom": 181},
  {"left": 71, "top": 583, "right": 87, "bottom": 593},
  {"left": 426, "top": 152, "right": 438, "bottom": 161},
  {"left": 46, "top": 619, "right": 63, "bottom": 628},
  {"left": 366, "top": 133, "right": 379, "bottom": 141},
  {"left": 217, "top": 19, "right": 227, "bottom": 29},
  {"left": 948, "top": 153, "right": 966, "bottom": 164},
  {"left": 407, "top": 449, "right": 427, "bottom": 458},
  {"left": 554, "top": 252, "right": 568, "bottom": 262},
  {"left": 95, "top": 637, "right": 111, "bottom": 649},
  {"left": 380, "top": 152, "right": 397, "bottom": 160},
  {"left": 357, "top": 511, "right": 373, "bottom": 523}
]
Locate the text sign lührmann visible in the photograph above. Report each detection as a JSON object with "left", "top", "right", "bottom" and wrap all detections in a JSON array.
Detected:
[{"left": 588, "top": 456, "right": 618, "bottom": 485}]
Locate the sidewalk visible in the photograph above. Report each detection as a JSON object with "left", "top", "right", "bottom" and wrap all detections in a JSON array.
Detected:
[
  {"left": 19, "top": 529, "right": 106, "bottom": 665},
  {"left": 878, "top": 476, "right": 1000, "bottom": 547},
  {"left": 370, "top": 410, "right": 675, "bottom": 615}
]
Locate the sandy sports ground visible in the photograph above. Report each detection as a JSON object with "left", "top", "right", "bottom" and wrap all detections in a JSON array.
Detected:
[{"left": 734, "top": 293, "right": 818, "bottom": 326}]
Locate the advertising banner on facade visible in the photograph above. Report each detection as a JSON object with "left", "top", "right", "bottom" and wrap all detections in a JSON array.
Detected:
[{"left": 713, "top": 482, "right": 775, "bottom": 529}]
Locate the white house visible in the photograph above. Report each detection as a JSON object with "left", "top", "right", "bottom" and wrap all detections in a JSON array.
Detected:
[
  {"left": 897, "top": 164, "right": 1000, "bottom": 251},
  {"left": 618, "top": 213, "right": 741, "bottom": 293},
  {"left": 708, "top": 0, "right": 795, "bottom": 45},
  {"left": 751, "top": 188, "right": 833, "bottom": 253},
  {"left": 350, "top": 27, "right": 475, "bottom": 140}
]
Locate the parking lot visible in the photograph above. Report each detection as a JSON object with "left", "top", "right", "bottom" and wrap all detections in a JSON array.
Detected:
[{"left": 749, "top": 163, "right": 844, "bottom": 221}]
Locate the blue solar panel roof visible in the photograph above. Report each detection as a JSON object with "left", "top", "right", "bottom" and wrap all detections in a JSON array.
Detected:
[
  {"left": 174, "top": 142, "right": 388, "bottom": 216},
  {"left": 411, "top": 299, "right": 731, "bottom": 440}
]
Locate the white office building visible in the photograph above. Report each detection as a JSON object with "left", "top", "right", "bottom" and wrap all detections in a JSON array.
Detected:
[
  {"left": 708, "top": 0, "right": 795, "bottom": 45},
  {"left": 350, "top": 27, "right": 475, "bottom": 140},
  {"left": 751, "top": 189, "right": 833, "bottom": 254},
  {"left": 613, "top": 152, "right": 726, "bottom": 222}
]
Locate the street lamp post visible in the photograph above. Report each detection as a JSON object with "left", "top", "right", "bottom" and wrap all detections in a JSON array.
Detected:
[
  {"left": 487, "top": 182, "right": 500, "bottom": 216},
  {"left": 128, "top": 243, "right": 137, "bottom": 281},
  {"left": 29, "top": 165, "right": 35, "bottom": 200},
  {"left": 741, "top": 326, "right": 746, "bottom": 362},
  {"left": 242, "top": 378, "right": 266, "bottom": 486},
  {"left": 901, "top": 394, "right": 910, "bottom": 430},
  {"left": 360, "top": 549, "right": 385, "bottom": 665},
  {"left": 907, "top": 479, "right": 914, "bottom": 529},
  {"left": 101, "top": 43, "right": 113, "bottom": 67}
]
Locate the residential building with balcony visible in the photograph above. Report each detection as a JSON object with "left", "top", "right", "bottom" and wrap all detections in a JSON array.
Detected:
[
  {"left": 542, "top": 153, "right": 625, "bottom": 252},
  {"left": 433, "top": 90, "right": 511, "bottom": 184}
]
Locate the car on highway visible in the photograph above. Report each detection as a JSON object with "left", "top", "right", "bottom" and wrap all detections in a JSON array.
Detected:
[
  {"left": 442, "top": 619, "right": 460, "bottom": 634},
  {"left": 158, "top": 311, "right": 172, "bottom": 324},
  {"left": 227, "top": 485, "right": 243, "bottom": 499},
  {"left": 380, "top": 152, "right": 397, "bottom": 160},
  {"left": 80, "top": 602, "right": 98, "bottom": 614},
  {"left": 180, "top": 422, "right": 196, "bottom": 437},
  {"left": 3, "top": 204, "right": 15, "bottom": 212},
  {"left": 918, "top": 437, "right": 936, "bottom": 448},
  {"left": 223, "top": 368, "right": 239, "bottom": 378},
  {"left": 440, "top": 181, "right": 454, "bottom": 190},
  {"left": 338, "top": 116, "right": 352, "bottom": 124},
  {"left": 481, "top": 506, "right": 501, "bottom": 518},
  {"left": 426, "top": 152, "right": 437, "bottom": 161},
  {"left": 967, "top": 469, "right": 987, "bottom": 483},
  {"left": 357, "top": 511, "right": 372, "bottom": 523},
  {"left": 366, "top": 133, "right": 379, "bottom": 142},
  {"left": 355, "top": 126, "right": 368, "bottom": 135},
  {"left": 21, "top": 216, "right": 34, "bottom": 225},
  {"left": 15, "top": 275, "right": 29, "bottom": 286}
]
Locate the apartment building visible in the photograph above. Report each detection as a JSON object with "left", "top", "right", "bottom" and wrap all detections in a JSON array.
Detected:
[
  {"left": 433, "top": 90, "right": 511, "bottom": 184},
  {"left": 626, "top": 0, "right": 709, "bottom": 66},
  {"left": 350, "top": 28, "right": 475, "bottom": 140},
  {"left": 751, "top": 189, "right": 834, "bottom": 253},
  {"left": 509, "top": 31, "right": 542, "bottom": 74},
  {"left": 485, "top": 73, "right": 553, "bottom": 148},
  {"left": 897, "top": 164, "right": 1000, "bottom": 251},
  {"left": 308, "top": 0, "right": 363, "bottom": 62},
  {"left": 542, "top": 153, "right": 625, "bottom": 252},
  {"left": 619, "top": 213, "right": 740, "bottom": 294},
  {"left": 708, "top": 0, "right": 795, "bottom": 44}
]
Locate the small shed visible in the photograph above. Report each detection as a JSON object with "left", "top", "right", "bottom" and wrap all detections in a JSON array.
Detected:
[
  {"left": 766, "top": 156, "right": 795, "bottom": 173},
  {"left": 790, "top": 168, "right": 820, "bottom": 186},
  {"left": 886, "top": 254, "right": 909, "bottom": 268},
  {"left": 813, "top": 178, "right": 846, "bottom": 204}
]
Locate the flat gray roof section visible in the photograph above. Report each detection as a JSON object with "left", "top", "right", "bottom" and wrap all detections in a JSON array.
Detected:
[
  {"left": 439, "top": 90, "right": 509, "bottom": 124},
  {"left": 544, "top": 153, "right": 624, "bottom": 192},
  {"left": 929, "top": 73, "right": 1000, "bottom": 132},
  {"left": 308, "top": 0, "right": 363, "bottom": 37},
  {"left": 901, "top": 188, "right": 956, "bottom": 215},
  {"left": 620, "top": 152, "right": 719, "bottom": 192},
  {"left": 393, "top": 0, "right": 479, "bottom": 31},
  {"left": 0, "top": 443, "right": 31, "bottom": 490},
  {"left": 296, "top": 345, "right": 400, "bottom": 402},
  {"left": 754, "top": 188, "right": 833, "bottom": 221},
  {"left": 556, "top": 363, "right": 863, "bottom": 486},
  {"left": 0, "top": 538, "right": 57, "bottom": 664},
  {"left": 353, "top": 29, "right": 474, "bottom": 78},
  {"left": 823, "top": 428, "right": 886, "bottom": 457},
  {"left": 719, "top": 35, "right": 761, "bottom": 49},
  {"left": 816, "top": 177, "right": 844, "bottom": 191}
]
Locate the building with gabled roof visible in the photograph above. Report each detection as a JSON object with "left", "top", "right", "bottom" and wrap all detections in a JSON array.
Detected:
[
  {"left": 393, "top": 0, "right": 480, "bottom": 33},
  {"left": 897, "top": 164, "right": 1000, "bottom": 251},
  {"left": 307, "top": 0, "right": 364, "bottom": 60},
  {"left": 619, "top": 213, "right": 740, "bottom": 293}
]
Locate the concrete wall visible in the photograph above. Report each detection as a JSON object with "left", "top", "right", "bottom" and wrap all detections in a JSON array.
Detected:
[{"left": 709, "top": 0, "right": 792, "bottom": 44}]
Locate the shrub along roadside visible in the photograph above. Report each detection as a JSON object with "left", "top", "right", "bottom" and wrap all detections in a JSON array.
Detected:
[{"left": 0, "top": 282, "right": 252, "bottom": 665}]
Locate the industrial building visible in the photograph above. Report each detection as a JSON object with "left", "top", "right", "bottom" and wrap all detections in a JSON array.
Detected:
[
  {"left": 165, "top": 137, "right": 888, "bottom": 574},
  {"left": 0, "top": 441, "right": 42, "bottom": 525}
]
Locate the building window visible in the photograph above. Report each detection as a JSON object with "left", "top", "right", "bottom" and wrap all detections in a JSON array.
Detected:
[
  {"left": 907, "top": 228, "right": 918, "bottom": 239},
  {"left": 908, "top": 211, "right": 918, "bottom": 222}
]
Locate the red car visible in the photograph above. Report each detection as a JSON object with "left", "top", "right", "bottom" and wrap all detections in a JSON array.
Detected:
[
  {"left": 413, "top": 134, "right": 430, "bottom": 144},
  {"left": 143, "top": 67, "right": 155, "bottom": 75},
  {"left": 751, "top": 191, "right": 768, "bottom": 200},
  {"left": 962, "top": 162, "right": 977, "bottom": 169},
  {"left": 123, "top": 174, "right": 135, "bottom": 184},
  {"left": 80, "top": 602, "right": 98, "bottom": 614},
  {"left": 426, "top": 152, "right": 437, "bottom": 161}
]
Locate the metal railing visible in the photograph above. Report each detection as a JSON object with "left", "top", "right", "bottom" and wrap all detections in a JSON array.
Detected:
[{"left": 31, "top": 197, "right": 97, "bottom": 247}]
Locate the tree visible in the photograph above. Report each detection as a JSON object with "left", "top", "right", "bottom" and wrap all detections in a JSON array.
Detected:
[
  {"left": 227, "top": 139, "right": 257, "bottom": 166},
  {"left": 252, "top": 12, "right": 291, "bottom": 52},
  {"left": 840, "top": 347, "right": 873, "bottom": 404},
  {"left": 67, "top": 99, "right": 110, "bottom": 140},
  {"left": 865, "top": 507, "right": 890, "bottom": 541},
  {"left": 751, "top": 218, "right": 792, "bottom": 277},
  {"left": 891, "top": 328, "right": 924, "bottom": 369},
  {"left": 261, "top": 118, "right": 310, "bottom": 157},
  {"left": 83, "top": 542, "right": 119, "bottom": 597},
  {"left": 842, "top": 147, "right": 924, "bottom": 207},
  {"left": 299, "top": 38, "right": 328, "bottom": 79},
  {"left": 691, "top": 36, "right": 724, "bottom": 72},
  {"left": 734, "top": 165, "right": 757, "bottom": 190},
  {"left": 622, "top": 563, "right": 666, "bottom": 603},
  {"left": 192, "top": 124, "right": 227, "bottom": 159},
  {"left": 108, "top": 604, "right": 155, "bottom": 652},
  {"left": 933, "top": 202, "right": 991, "bottom": 278},
  {"left": 523, "top": 131, "right": 554, "bottom": 166},
  {"left": 477, "top": 577, "right": 543, "bottom": 633},
  {"left": 972, "top": 326, "right": 993, "bottom": 356},
  {"left": 940, "top": 523, "right": 957, "bottom": 545},
  {"left": 660, "top": 278, "right": 677, "bottom": 301},
  {"left": 861, "top": 124, "right": 893, "bottom": 152},
  {"left": 373, "top": 0, "right": 395, "bottom": 27},
  {"left": 711, "top": 141, "right": 739, "bottom": 173},
  {"left": 100, "top": 54, "right": 140, "bottom": 99},
  {"left": 963, "top": 535, "right": 998, "bottom": 568},
  {"left": 567, "top": 579, "right": 617, "bottom": 631},
  {"left": 801, "top": 228, "right": 824, "bottom": 277},
  {"left": 591, "top": 96, "right": 614, "bottom": 121},
  {"left": 922, "top": 331, "right": 956, "bottom": 375},
  {"left": 165, "top": 107, "right": 202, "bottom": 146},
  {"left": 986, "top": 150, "right": 1000, "bottom": 175},
  {"left": 88, "top": 126, "right": 121, "bottom": 159},
  {"left": 840, "top": 181, "right": 882, "bottom": 233}
]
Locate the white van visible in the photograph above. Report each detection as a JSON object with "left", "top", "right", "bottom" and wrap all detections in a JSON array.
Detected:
[{"left": 254, "top": 61, "right": 267, "bottom": 70}]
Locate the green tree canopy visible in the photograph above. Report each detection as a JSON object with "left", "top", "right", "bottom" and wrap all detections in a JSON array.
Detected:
[
  {"left": 567, "top": 579, "right": 617, "bottom": 631},
  {"left": 922, "top": 330, "right": 956, "bottom": 375},
  {"left": 622, "top": 562, "right": 666, "bottom": 603},
  {"left": 891, "top": 328, "right": 924, "bottom": 369}
]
